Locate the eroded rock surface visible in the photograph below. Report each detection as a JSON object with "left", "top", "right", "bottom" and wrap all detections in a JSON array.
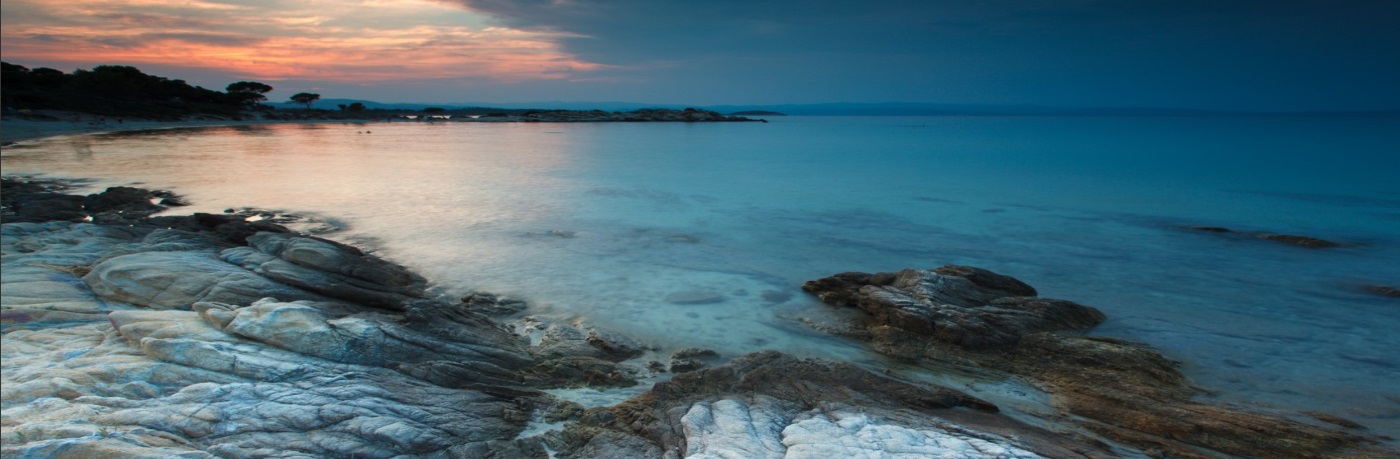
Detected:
[
  {"left": 803, "top": 265, "right": 1393, "bottom": 458},
  {"left": 536, "top": 351, "right": 1101, "bottom": 458},
  {"left": 2, "top": 181, "right": 588, "bottom": 457}
]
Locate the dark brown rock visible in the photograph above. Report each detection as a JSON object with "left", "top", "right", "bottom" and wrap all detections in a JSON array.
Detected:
[
  {"left": 1258, "top": 233, "right": 1343, "bottom": 248},
  {"left": 1185, "top": 225, "right": 1346, "bottom": 249},
  {"left": 804, "top": 267, "right": 1102, "bottom": 350},
  {"left": 1362, "top": 284, "right": 1400, "bottom": 298},
  {"left": 800, "top": 264, "right": 1391, "bottom": 458},
  {"left": 1306, "top": 411, "right": 1368, "bottom": 430},
  {"left": 84, "top": 186, "right": 157, "bottom": 213},
  {"left": 933, "top": 265, "right": 1038, "bottom": 296},
  {"left": 668, "top": 347, "right": 721, "bottom": 373},
  {"left": 1187, "top": 226, "right": 1235, "bottom": 233}
]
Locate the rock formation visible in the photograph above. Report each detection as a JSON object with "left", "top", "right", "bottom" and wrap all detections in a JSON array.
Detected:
[
  {"left": 802, "top": 266, "right": 1392, "bottom": 458},
  {"left": 2, "top": 179, "right": 574, "bottom": 457},
  {"left": 3, "top": 177, "right": 1393, "bottom": 458}
]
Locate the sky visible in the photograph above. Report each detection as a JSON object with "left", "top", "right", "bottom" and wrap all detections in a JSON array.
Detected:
[{"left": 3, "top": 0, "right": 1398, "bottom": 111}]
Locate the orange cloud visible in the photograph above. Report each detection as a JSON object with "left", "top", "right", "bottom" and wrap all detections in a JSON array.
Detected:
[{"left": 0, "top": 0, "right": 603, "bottom": 83}]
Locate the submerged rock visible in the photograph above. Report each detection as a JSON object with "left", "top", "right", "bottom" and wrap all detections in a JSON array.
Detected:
[
  {"left": 1362, "top": 284, "right": 1400, "bottom": 298},
  {"left": 665, "top": 290, "right": 726, "bottom": 305},
  {"left": 1185, "top": 224, "right": 1345, "bottom": 248},
  {"left": 1258, "top": 233, "right": 1343, "bottom": 248}
]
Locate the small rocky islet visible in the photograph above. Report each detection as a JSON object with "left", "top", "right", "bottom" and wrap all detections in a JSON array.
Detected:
[{"left": 2, "top": 177, "right": 1394, "bottom": 458}]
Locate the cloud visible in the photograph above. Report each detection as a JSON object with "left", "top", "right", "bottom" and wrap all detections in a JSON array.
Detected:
[
  {"left": 0, "top": 0, "right": 603, "bottom": 84},
  {"left": 3, "top": 0, "right": 1397, "bottom": 109},
  {"left": 436, "top": 0, "right": 1400, "bottom": 109}
]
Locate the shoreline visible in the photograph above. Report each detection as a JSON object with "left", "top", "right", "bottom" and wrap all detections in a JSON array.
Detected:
[
  {"left": 2, "top": 175, "right": 1393, "bottom": 457},
  {"left": 1, "top": 108, "right": 762, "bottom": 145},
  {"left": 0, "top": 112, "right": 357, "bottom": 145}
]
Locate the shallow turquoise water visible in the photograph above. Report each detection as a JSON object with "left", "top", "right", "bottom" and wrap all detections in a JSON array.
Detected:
[{"left": 4, "top": 115, "right": 1398, "bottom": 434}]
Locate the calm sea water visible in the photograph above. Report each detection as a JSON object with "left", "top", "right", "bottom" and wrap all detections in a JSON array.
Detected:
[{"left": 5, "top": 116, "right": 1399, "bottom": 434}]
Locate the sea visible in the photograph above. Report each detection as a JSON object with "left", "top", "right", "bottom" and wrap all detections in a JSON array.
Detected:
[{"left": 4, "top": 115, "right": 1398, "bottom": 436}]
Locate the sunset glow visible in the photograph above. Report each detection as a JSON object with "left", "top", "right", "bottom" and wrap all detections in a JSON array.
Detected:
[{"left": 0, "top": 0, "right": 602, "bottom": 83}]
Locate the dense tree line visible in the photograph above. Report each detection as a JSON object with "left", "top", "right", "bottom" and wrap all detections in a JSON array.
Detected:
[{"left": 1, "top": 62, "right": 271, "bottom": 119}]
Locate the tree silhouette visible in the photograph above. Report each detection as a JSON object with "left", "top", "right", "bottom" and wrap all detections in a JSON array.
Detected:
[
  {"left": 2, "top": 61, "right": 251, "bottom": 117},
  {"left": 226, "top": 81, "right": 273, "bottom": 107},
  {"left": 346, "top": 102, "right": 366, "bottom": 112},
  {"left": 290, "top": 92, "right": 320, "bottom": 109}
]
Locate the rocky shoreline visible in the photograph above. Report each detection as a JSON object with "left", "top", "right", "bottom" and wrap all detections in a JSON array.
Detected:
[{"left": 2, "top": 177, "right": 1393, "bottom": 458}]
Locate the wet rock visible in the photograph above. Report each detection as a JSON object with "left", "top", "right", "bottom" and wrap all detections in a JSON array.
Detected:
[
  {"left": 1306, "top": 411, "right": 1368, "bottom": 430},
  {"left": 1185, "top": 225, "right": 1344, "bottom": 249},
  {"left": 3, "top": 182, "right": 178, "bottom": 224},
  {"left": 220, "top": 233, "right": 427, "bottom": 310},
  {"left": 10, "top": 193, "right": 88, "bottom": 223},
  {"left": 546, "top": 351, "right": 1094, "bottom": 458},
  {"left": 517, "top": 320, "right": 647, "bottom": 388},
  {"left": 1187, "top": 225, "right": 1234, "bottom": 233},
  {"left": 801, "top": 264, "right": 1390, "bottom": 458},
  {"left": 803, "top": 267, "right": 1101, "bottom": 350},
  {"left": 83, "top": 251, "right": 325, "bottom": 309},
  {"left": 217, "top": 298, "right": 532, "bottom": 387},
  {"left": 2, "top": 182, "right": 643, "bottom": 458},
  {"left": 84, "top": 186, "right": 162, "bottom": 215},
  {"left": 511, "top": 108, "right": 761, "bottom": 123},
  {"left": 1361, "top": 284, "right": 1399, "bottom": 298},
  {"left": 530, "top": 321, "right": 647, "bottom": 362},
  {"left": 156, "top": 195, "right": 190, "bottom": 207},
  {"left": 527, "top": 356, "right": 639, "bottom": 388},
  {"left": 666, "top": 290, "right": 726, "bottom": 305},
  {"left": 462, "top": 291, "right": 529, "bottom": 316},
  {"left": 1258, "top": 233, "right": 1343, "bottom": 248},
  {"left": 668, "top": 347, "right": 721, "bottom": 373},
  {"left": 143, "top": 212, "right": 292, "bottom": 246},
  {"left": 2, "top": 177, "right": 84, "bottom": 223}
]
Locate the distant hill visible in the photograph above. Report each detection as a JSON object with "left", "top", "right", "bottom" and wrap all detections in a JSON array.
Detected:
[{"left": 272, "top": 99, "right": 1400, "bottom": 117}]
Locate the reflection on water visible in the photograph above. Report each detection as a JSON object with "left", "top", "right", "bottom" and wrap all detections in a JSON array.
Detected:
[{"left": 3, "top": 117, "right": 1400, "bottom": 436}]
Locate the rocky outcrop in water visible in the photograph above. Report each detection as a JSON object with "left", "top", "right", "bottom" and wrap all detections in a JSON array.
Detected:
[
  {"left": 1186, "top": 225, "right": 1344, "bottom": 248},
  {"left": 802, "top": 266, "right": 1391, "bottom": 458},
  {"left": 479, "top": 108, "right": 763, "bottom": 123}
]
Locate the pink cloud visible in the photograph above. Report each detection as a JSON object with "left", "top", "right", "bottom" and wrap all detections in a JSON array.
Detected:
[{"left": 1, "top": 0, "right": 603, "bottom": 83}]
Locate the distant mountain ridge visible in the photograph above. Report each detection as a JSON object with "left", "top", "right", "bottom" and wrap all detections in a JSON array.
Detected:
[{"left": 270, "top": 99, "right": 1400, "bottom": 117}]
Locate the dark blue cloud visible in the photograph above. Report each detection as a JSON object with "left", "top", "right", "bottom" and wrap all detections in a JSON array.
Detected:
[{"left": 446, "top": 0, "right": 1400, "bottom": 110}]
